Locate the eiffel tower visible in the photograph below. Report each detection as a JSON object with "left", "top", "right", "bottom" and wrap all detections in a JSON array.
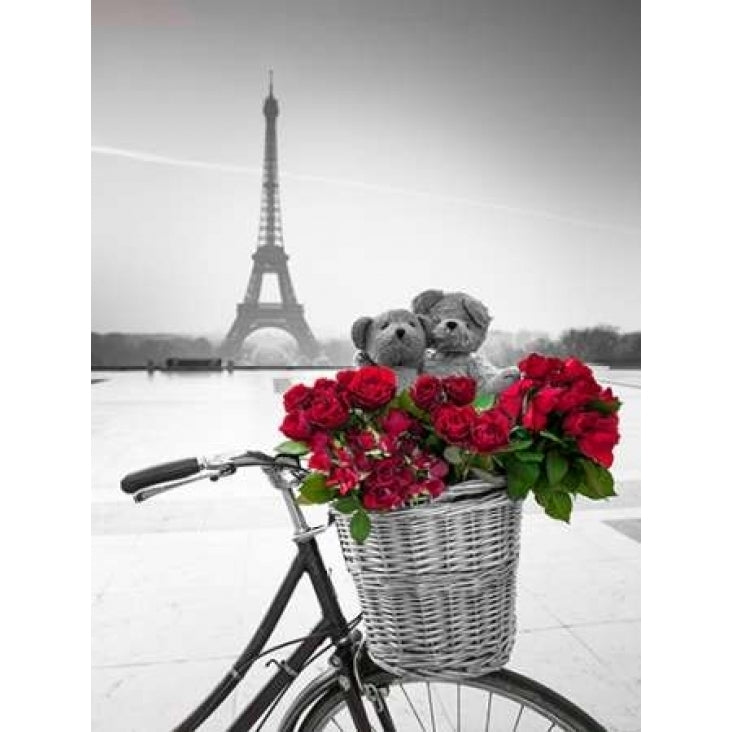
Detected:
[{"left": 220, "top": 73, "right": 321, "bottom": 363}]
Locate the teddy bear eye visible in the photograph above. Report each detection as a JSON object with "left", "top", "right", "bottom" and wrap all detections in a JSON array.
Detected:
[{"left": 380, "top": 323, "right": 389, "bottom": 330}]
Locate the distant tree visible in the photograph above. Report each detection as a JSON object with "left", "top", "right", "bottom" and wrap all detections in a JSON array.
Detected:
[{"left": 558, "top": 326, "right": 621, "bottom": 363}]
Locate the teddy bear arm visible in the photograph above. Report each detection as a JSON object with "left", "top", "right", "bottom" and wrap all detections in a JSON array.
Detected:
[{"left": 353, "top": 350, "right": 375, "bottom": 368}]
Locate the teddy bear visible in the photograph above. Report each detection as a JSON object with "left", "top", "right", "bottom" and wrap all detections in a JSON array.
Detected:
[
  {"left": 351, "top": 309, "right": 430, "bottom": 390},
  {"left": 411, "top": 289, "right": 519, "bottom": 395}
]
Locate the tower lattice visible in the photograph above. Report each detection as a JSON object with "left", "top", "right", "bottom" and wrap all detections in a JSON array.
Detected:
[{"left": 220, "top": 74, "right": 320, "bottom": 363}]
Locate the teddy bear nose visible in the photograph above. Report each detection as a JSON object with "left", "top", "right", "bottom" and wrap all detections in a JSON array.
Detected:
[
  {"left": 395, "top": 328, "right": 406, "bottom": 339},
  {"left": 446, "top": 321, "right": 458, "bottom": 331}
]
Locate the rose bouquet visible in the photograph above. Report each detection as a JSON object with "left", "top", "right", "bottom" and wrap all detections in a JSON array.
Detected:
[{"left": 275, "top": 354, "right": 621, "bottom": 542}]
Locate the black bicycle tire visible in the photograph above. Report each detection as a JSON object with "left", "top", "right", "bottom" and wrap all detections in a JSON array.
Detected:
[{"left": 297, "top": 667, "right": 608, "bottom": 732}]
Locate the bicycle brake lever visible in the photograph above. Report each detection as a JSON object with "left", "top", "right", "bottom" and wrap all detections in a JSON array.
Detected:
[{"left": 133, "top": 471, "right": 217, "bottom": 502}]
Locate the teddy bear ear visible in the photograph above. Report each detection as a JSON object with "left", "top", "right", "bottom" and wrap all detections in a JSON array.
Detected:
[
  {"left": 416, "top": 314, "right": 435, "bottom": 346},
  {"left": 462, "top": 298, "right": 493, "bottom": 328},
  {"left": 351, "top": 317, "right": 373, "bottom": 350},
  {"left": 411, "top": 289, "right": 444, "bottom": 314}
]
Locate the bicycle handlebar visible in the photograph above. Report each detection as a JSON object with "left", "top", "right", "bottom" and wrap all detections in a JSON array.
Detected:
[
  {"left": 120, "top": 451, "right": 305, "bottom": 500},
  {"left": 121, "top": 457, "right": 202, "bottom": 494}
]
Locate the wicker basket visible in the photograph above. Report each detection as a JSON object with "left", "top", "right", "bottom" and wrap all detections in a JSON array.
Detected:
[{"left": 333, "top": 480, "right": 522, "bottom": 679}]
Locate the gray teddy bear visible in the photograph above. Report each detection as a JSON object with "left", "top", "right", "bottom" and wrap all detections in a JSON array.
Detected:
[
  {"left": 411, "top": 289, "right": 519, "bottom": 395},
  {"left": 351, "top": 309, "right": 430, "bottom": 390}
]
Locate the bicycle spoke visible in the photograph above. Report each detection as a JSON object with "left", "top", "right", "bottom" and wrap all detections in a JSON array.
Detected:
[
  {"left": 399, "top": 683, "right": 428, "bottom": 732},
  {"left": 456, "top": 684, "right": 461, "bottom": 732},
  {"left": 484, "top": 691, "right": 493, "bottom": 732},
  {"left": 433, "top": 685, "right": 457, "bottom": 732},
  {"left": 511, "top": 703, "right": 525, "bottom": 732},
  {"left": 302, "top": 672, "right": 604, "bottom": 732},
  {"left": 426, "top": 683, "right": 437, "bottom": 732}
]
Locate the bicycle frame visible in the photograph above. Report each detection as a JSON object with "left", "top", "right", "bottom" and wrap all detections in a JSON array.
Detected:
[{"left": 170, "top": 465, "right": 386, "bottom": 732}]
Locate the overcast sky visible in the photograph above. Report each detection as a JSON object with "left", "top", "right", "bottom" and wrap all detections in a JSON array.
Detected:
[{"left": 92, "top": 0, "right": 639, "bottom": 339}]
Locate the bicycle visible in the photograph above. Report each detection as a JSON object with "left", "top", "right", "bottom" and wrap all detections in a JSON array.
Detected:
[{"left": 120, "top": 449, "right": 608, "bottom": 732}]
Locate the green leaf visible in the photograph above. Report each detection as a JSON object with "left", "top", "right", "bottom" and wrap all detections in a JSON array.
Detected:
[
  {"left": 561, "top": 463, "right": 583, "bottom": 492},
  {"left": 274, "top": 440, "right": 310, "bottom": 456},
  {"left": 397, "top": 390, "right": 428, "bottom": 419},
  {"left": 539, "top": 430, "right": 566, "bottom": 446},
  {"left": 469, "top": 467, "right": 498, "bottom": 481},
  {"left": 544, "top": 491, "right": 573, "bottom": 522},
  {"left": 578, "top": 459, "right": 617, "bottom": 499},
  {"left": 546, "top": 451, "right": 569, "bottom": 486},
  {"left": 504, "top": 456, "right": 540, "bottom": 500},
  {"left": 350, "top": 509, "right": 371, "bottom": 544},
  {"left": 515, "top": 451, "right": 545, "bottom": 463},
  {"left": 532, "top": 477, "right": 551, "bottom": 507},
  {"left": 494, "top": 439, "right": 534, "bottom": 454},
  {"left": 471, "top": 453, "right": 495, "bottom": 471},
  {"left": 299, "top": 472, "right": 335, "bottom": 504},
  {"left": 588, "top": 398, "right": 622, "bottom": 415},
  {"left": 333, "top": 495, "right": 361, "bottom": 514},
  {"left": 473, "top": 393, "right": 496, "bottom": 411},
  {"left": 443, "top": 445, "right": 464, "bottom": 465}
]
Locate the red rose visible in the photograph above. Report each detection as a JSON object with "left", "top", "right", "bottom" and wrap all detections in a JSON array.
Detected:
[
  {"left": 410, "top": 374, "right": 443, "bottom": 410},
  {"left": 442, "top": 375, "right": 477, "bottom": 406},
  {"left": 369, "top": 456, "right": 414, "bottom": 489},
  {"left": 352, "top": 450, "right": 374, "bottom": 472},
  {"left": 555, "top": 379, "right": 602, "bottom": 412},
  {"left": 312, "top": 377, "right": 339, "bottom": 392},
  {"left": 556, "top": 357, "right": 595, "bottom": 384},
  {"left": 497, "top": 378, "right": 535, "bottom": 420},
  {"left": 595, "top": 387, "right": 621, "bottom": 413},
  {"left": 532, "top": 386, "right": 565, "bottom": 414},
  {"left": 577, "top": 431, "right": 618, "bottom": 468},
  {"left": 420, "top": 477, "right": 446, "bottom": 498},
  {"left": 470, "top": 409, "right": 511, "bottom": 452},
  {"left": 280, "top": 410, "right": 312, "bottom": 441},
  {"left": 362, "top": 487, "right": 403, "bottom": 510},
  {"left": 522, "top": 402, "right": 548, "bottom": 431},
  {"left": 347, "top": 366, "right": 397, "bottom": 410},
  {"left": 563, "top": 411, "right": 620, "bottom": 468},
  {"left": 327, "top": 466, "right": 360, "bottom": 495},
  {"left": 563, "top": 410, "right": 606, "bottom": 438},
  {"left": 335, "top": 369, "right": 356, "bottom": 389},
  {"left": 283, "top": 383, "right": 312, "bottom": 412},
  {"left": 347, "top": 429, "right": 377, "bottom": 451},
  {"left": 399, "top": 436, "right": 418, "bottom": 455},
  {"left": 433, "top": 404, "right": 477, "bottom": 445},
  {"left": 412, "top": 451, "right": 449, "bottom": 479},
  {"left": 522, "top": 386, "right": 566, "bottom": 431},
  {"left": 518, "top": 353, "right": 563, "bottom": 381},
  {"left": 381, "top": 408, "right": 413, "bottom": 436},
  {"left": 361, "top": 456, "right": 414, "bottom": 509},
  {"left": 308, "top": 451, "right": 331, "bottom": 472},
  {"left": 378, "top": 433, "right": 399, "bottom": 454},
  {"left": 305, "top": 391, "right": 349, "bottom": 429},
  {"left": 428, "top": 457, "right": 449, "bottom": 479},
  {"left": 308, "top": 430, "right": 330, "bottom": 453}
]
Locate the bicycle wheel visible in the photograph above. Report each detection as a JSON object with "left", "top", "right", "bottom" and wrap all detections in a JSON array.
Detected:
[{"left": 299, "top": 668, "right": 607, "bottom": 732}]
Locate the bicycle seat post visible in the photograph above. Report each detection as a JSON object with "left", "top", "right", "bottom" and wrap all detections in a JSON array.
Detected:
[{"left": 263, "top": 466, "right": 311, "bottom": 536}]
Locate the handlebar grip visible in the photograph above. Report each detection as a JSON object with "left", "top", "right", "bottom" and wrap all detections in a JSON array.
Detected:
[{"left": 120, "top": 457, "right": 201, "bottom": 494}]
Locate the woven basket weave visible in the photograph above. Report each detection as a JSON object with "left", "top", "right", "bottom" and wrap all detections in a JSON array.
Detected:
[{"left": 333, "top": 480, "right": 522, "bottom": 679}]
